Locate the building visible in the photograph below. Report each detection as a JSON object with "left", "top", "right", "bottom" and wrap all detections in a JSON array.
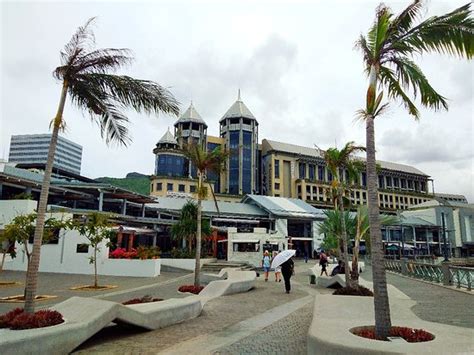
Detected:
[
  {"left": 402, "top": 199, "right": 474, "bottom": 257},
  {"left": 8, "top": 134, "right": 83, "bottom": 175},
  {"left": 150, "top": 92, "right": 444, "bottom": 212}
]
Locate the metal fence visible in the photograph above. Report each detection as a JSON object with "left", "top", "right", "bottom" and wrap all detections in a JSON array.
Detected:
[{"left": 383, "top": 259, "right": 473, "bottom": 291}]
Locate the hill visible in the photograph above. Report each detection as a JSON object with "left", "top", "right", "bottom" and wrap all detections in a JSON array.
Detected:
[{"left": 95, "top": 175, "right": 150, "bottom": 196}]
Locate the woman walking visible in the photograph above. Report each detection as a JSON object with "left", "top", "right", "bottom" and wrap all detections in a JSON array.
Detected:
[
  {"left": 319, "top": 250, "right": 328, "bottom": 277},
  {"left": 262, "top": 250, "right": 271, "bottom": 282},
  {"left": 273, "top": 251, "right": 282, "bottom": 282}
]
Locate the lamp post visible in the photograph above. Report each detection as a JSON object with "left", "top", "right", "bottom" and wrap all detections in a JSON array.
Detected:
[{"left": 441, "top": 212, "right": 449, "bottom": 262}]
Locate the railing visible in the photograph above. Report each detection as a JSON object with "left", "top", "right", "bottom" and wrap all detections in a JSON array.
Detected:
[{"left": 384, "top": 259, "right": 473, "bottom": 291}]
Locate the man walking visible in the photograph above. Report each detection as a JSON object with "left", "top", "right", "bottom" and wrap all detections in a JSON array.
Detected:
[{"left": 281, "top": 257, "right": 294, "bottom": 294}]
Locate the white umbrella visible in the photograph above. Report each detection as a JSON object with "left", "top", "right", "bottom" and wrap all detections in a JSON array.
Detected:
[{"left": 271, "top": 249, "right": 296, "bottom": 269}]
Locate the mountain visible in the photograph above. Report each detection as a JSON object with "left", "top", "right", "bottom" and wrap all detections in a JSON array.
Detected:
[{"left": 95, "top": 173, "right": 150, "bottom": 196}]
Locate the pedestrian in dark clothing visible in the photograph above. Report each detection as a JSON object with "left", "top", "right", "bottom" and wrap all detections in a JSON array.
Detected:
[{"left": 281, "top": 258, "right": 294, "bottom": 294}]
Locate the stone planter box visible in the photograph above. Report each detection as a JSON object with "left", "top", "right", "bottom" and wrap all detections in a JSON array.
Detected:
[{"left": 101, "top": 259, "right": 161, "bottom": 277}]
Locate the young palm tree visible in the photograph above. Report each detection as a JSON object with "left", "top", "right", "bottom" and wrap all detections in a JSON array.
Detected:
[
  {"left": 24, "top": 18, "right": 180, "bottom": 313},
  {"left": 356, "top": 1, "right": 473, "bottom": 338},
  {"left": 171, "top": 200, "right": 211, "bottom": 252},
  {"left": 319, "top": 209, "right": 356, "bottom": 258},
  {"left": 323, "top": 142, "right": 365, "bottom": 286},
  {"left": 183, "top": 144, "right": 228, "bottom": 287}
]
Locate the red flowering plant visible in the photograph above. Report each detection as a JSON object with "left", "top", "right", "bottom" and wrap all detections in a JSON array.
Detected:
[
  {"left": 0, "top": 308, "right": 64, "bottom": 330},
  {"left": 178, "top": 285, "right": 204, "bottom": 294},
  {"left": 352, "top": 326, "right": 434, "bottom": 343}
]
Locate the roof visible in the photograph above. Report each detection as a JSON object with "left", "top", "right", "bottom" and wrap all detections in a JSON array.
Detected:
[
  {"left": 400, "top": 216, "right": 435, "bottom": 227},
  {"left": 263, "top": 139, "right": 428, "bottom": 176},
  {"left": 174, "top": 102, "right": 207, "bottom": 128},
  {"left": 242, "top": 195, "right": 326, "bottom": 220},
  {"left": 220, "top": 90, "right": 257, "bottom": 121},
  {"left": 409, "top": 198, "right": 474, "bottom": 210},
  {"left": 149, "top": 196, "right": 268, "bottom": 218},
  {"left": 157, "top": 128, "right": 178, "bottom": 146}
]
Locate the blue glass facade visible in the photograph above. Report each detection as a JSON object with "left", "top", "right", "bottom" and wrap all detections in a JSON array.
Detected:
[
  {"left": 318, "top": 165, "right": 324, "bottom": 181},
  {"left": 156, "top": 154, "right": 186, "bottom": 177},
  {"left": 299, "top": 162, "right": 306, "bottom": 179},
  {"left": 207, "top": 142, "right": 221, "bottom": 193},
  {"left": 309, "top": 164, "right": 315, "bottom": 180},
  {"left": 229, "top": 131, "right": 240, "bottom": 194},
  {"left": 242, "top": 131, "right": 252, "bottom": 194}
]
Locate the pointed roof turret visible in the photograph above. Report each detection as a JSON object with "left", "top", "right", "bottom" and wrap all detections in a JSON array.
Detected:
[
  {"left": 157, "top": 127, "right": 178, "bottom": 146},
  {"left": 174, "top": 102, "right": 208, "bottom": 128},
  {"left": 220, "top": 90, "right": 256, "bottom": 122}
]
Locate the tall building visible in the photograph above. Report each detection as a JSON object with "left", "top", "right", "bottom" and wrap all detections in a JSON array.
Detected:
[
  {"left": 150, "top": 92, "right": 440, "bottom": 211},
  {"left": 8, "top": 134, "right": 83, "bottom": 175}
]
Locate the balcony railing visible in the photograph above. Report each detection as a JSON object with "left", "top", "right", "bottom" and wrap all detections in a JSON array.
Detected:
[{"left": 383, "top": 259, "right": 473, "bottom": 291}]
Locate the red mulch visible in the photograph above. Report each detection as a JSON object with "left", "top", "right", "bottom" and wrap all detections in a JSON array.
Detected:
[
  {"left": 0, "top": 308, "right": 64, "bottom": 330},
  {"left": 122, "top": 297, "right": 163, "bottom": 305},
  {"left": 178, "top": 285, "right": 204, "bottom": 294},
  {"left": 352, "top": 326, "right": 435, "bottom": 342}
]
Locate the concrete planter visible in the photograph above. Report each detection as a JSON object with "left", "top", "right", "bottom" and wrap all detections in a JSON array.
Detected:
[
  {"left": 101, "top": 259, "right": 161, "bottom": 277},
  {"left": 307, "top": 280, "right": 474, "bottom": 354}
]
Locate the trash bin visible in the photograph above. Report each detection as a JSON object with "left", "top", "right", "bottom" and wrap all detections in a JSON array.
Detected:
[{"left": 309, "top": 274, "right": 316, "bottom": 284}]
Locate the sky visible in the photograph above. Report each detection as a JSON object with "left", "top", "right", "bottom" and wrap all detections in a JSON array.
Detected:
[{"left": 1, "top": 0, "right": 473, "bottom": 201}]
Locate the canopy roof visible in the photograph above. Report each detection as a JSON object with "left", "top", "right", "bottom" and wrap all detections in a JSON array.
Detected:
[{"left": 174, "top": 102, "right": 207, "bottom": 128}]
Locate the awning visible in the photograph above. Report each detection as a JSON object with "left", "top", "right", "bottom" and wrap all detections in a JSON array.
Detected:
[
  {"left": 289, "top": 237, "right": 313, "bottom": 241},
  {"left": 232, "top": 239, "right": 260, "bottom": 243},
  {"left": 212, "top": 218, "right": 260, "bottom": 224},
  {"left": 217, "top": 239, "right": 228, "bottom": 243}
]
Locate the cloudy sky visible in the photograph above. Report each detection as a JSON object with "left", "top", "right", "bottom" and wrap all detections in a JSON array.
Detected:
[{"left": 1, "top": 0, "right": 473, "bottom": 201}]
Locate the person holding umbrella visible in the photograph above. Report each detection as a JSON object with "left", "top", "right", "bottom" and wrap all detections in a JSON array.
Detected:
[{"left": 271, "top": 249, "right": 296, "bottom": 294}]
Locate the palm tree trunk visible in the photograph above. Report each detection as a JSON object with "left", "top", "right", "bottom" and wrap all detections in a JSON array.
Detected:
[
  {"left": 366, "top": 110, "right": 392, "bottom": 339},
  {"left": 194, "top": 172, "right": 202, "bottom": 287},
  {"left": 24, "top": 81, "right": 68, "bottom": 313},
  {"left": 337, "top": 193, "right": 351, "bottom": 287},
  {"left": 0, "top": 250, "right": 6, "bottom": 272},
  {"left": 351, "top": 239, "right": 360, "bottom": 283}
]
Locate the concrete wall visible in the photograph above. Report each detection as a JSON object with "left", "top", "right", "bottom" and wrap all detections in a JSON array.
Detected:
[
  {"left": 0, "top": 199, "right": 38, "bottom": 227},
  {"left": 101, "top": 259, "right": 161, "bottom": 277},
  {"left": 160, "top": 258, "right": 216, "bottom": 271},
  {"left": 227, "top": 227, "right": 288, "bottom": 267}
]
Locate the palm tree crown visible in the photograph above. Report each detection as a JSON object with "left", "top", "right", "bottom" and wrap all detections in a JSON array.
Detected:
[
  {"left": 356, "top": 1, "right": 473, "bottom": 119},
  {"left": 53, "top": 17, "right": 180, "bottom": 145}
]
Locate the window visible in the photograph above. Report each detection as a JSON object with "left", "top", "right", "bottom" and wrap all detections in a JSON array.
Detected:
[
  {"left": 318, "top": 166, "right": 324, "bottom": 181},
  {"left": 306, "top": 185, "right": 311, "bottom": 193},
  {"left": 178, "top": 184, "right": 185, "bottom": 192},
  {"left": 242, "top": 131, "right": 252, "bottom": 194},
  {"left": 328, "top": 171, "right": 333, "bottom": 182},
  {"left": 309, "top": 164, "right": 315, "bottom": 180},
  {"left": 156, "top": 154, "right": 186, "bottom": 177},
  {"left": 157, "top": 182, "right": 162, "bottom": 191},
  {"left": 274, "top": 183, "right": 280, "bottom": 190},
  {"left": 76, "top": 244, "right": 89, "bottom": 253},
  {"left": 229, "top": 131, "right": 240, "bottom": 194},
  {"left": 274, "top": 160, "right": 280, "bottom": 179},
  {"left": 233, "top": 242, "right": 260, "bottom": 252},
  {"left": 420, "top": 181, "right": 426, "bottom": 192},
  {"left": 299, "top": 163, "right": 306, "bottom": 179},
  {"left": 190, "top": 185, "right": 196, "bottom": 193},
  {"left": 167, "top": 183, "right": 173, "bottom": 191},
  {"left": 361, "top": 172, "right": 367, "bottom": 187},
  {"left": 297, "top": 185, "right": 302, "bottom": 193},
  {"left": 378, "top": 175, "right": 384, "bottom": 189},
  {"left": 401, "top": 179, "right": 407, "bottom": 189},
  {"left": 407, "top": 180, "right": 413, "bottom": 189},
  {"left": 386, "top": 176, "right": 392, "bottom": 188},
  {"left": 393, "top": 177, "right": 399, "bottom": 188},
  {"left": 150, "top": 183, "right": 154, "bottom": 192}
]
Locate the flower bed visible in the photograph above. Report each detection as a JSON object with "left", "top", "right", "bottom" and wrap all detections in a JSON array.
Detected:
[
  {"left": 109, "top": 246, "right": 160, "bottom": 260},
  {"left": 178, "top": 285, "right": 204, "bottom": 294},
  {"left": 351, "top": 326, "right": 435, "bottom": 342},
  {"left": 122, "top": 296, "right": 163, "bottom": 305},
  {"left": 333, "top": 285, "right": 374, "bottom": 296},
  {"left": 0, "top": 308, "right": 64, "bottom": 330}
]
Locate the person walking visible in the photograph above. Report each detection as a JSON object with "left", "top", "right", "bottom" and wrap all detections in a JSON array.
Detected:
[
  {"left": 281, "top": 257, "right": 294, "bottom": 294},
  {"left": 319, "top": 250, "right": 328, "bottom": 277},
  {"left": 273, "top": 251, "right": 282, "bottom": 282},
  {"left": 262, "top": 250, "right": 271, "bottom": 282}
]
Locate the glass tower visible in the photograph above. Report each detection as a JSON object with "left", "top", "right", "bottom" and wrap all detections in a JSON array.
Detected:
[{"left": 219, "top": 90, "right": 259, "bottom": 195}]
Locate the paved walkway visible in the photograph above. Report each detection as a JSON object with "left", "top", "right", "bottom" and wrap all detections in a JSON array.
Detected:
[
  {"left": 361, "top": 265, "right": 474, "bottom": 328},
  {"left": 0, "top": 269, "right": 190, "bottom": 314}
]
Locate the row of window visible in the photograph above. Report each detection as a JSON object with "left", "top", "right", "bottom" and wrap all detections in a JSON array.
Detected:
[
  {"left": 151, "top": 182, "right": 196, "bottom": 193},
  {"left": 10, "top": 156, "right": 81, "bottom": 171},
  {"left": 11, "top": 140, "right": 83, "bottom": 154},
  {"left": 9, "top": 149, "right": 82, "bottom": 164},
  {"left": 273, "top": 160, "right": 427, "bottom": 193}
]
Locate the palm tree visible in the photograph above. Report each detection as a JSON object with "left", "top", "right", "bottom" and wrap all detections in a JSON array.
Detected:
[
  {"left": 171, "top": 200, "right": 211, "bottom": 252},
  {"left": 351, "top": 206, "right": 398, "bottom": 283},
  {"left": 319, "top": 209, "right": 356, "bottom": 259},
  {"left": 355, "top": 1, "right": 473, "bottom": 338},
  {"left": 24, "top": 18, "right": 180, "bottom": 313},
  {"left": 183, "top": 144, "right": 228, "bottom": 287},
  {"left": 323, "top": 142, "right": 365, "bottom": 286}
]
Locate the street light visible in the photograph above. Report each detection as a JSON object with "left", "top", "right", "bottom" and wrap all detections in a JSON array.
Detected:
[{"left": 441, "top": 212, "right": 449, "bottom": 262}]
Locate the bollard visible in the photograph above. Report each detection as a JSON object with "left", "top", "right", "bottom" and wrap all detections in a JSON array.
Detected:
[
  {"left": 441, "top": 262, "right": 451, "bottom": 286},
  {"left": 310, "top": 275, "right": 316, "bottom": 284}
]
